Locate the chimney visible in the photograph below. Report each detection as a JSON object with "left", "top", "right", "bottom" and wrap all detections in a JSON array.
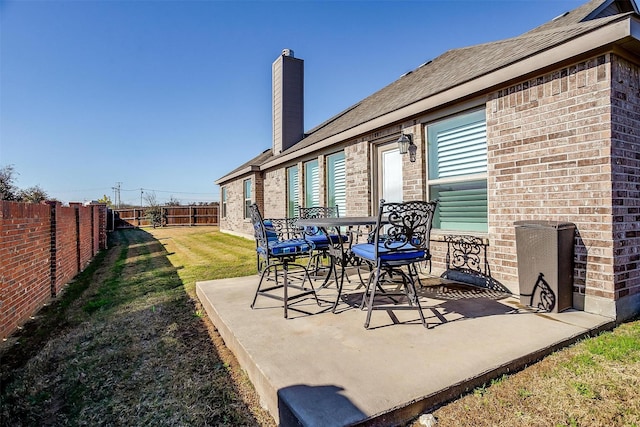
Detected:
[{"left": 272, "top": 49, "right": 304, "bottom": 154}]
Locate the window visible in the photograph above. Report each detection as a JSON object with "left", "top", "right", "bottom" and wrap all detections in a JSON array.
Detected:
[
  {"left": 243, "top": 179, "right": 252, "bottom": 219},
  {"left": 304, "top": 159, "right": 320, "bottom": 207},
  {"left": 287, "top": 166, "right": 299, "bottom": 218},
  {"left": 221, "top": 187, "right": 227, "bottom": 218},
  {"left": 326, "top": 151, "right": 346, "bottom": 216},
  {"left": 427, "top": 109, "right": 487, "bottom": 232}
]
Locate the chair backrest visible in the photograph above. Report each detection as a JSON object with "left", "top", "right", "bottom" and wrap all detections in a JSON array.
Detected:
[
  {"left": 265, "top": 217, "right": 302, "bottom": 240},
  {"left": 298, "top": 206, "right": 339, "bottom": 219},
  {"left": 372, "top": 199, "right": 438, "bottom": 257},
  {"left": 250, "top": 204, "right": 303, "bottom": 247},
  {"left": 249, "top": 204, "right": 270, "bottom": 249}
]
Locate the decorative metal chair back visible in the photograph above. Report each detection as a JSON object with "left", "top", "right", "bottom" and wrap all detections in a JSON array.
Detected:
[
  {"left": 250, "top": 204, "right": 305, "bottom": 270},
  {"left": 250, "top": 205, "right": 302, "bottom": 245},
  {"left": 249, "top": 203, "right": 270, "bottom": 250},
  {"left": 298, "top": 206, "right": 339, "bottom": 219},
  {"left": 440, "top": 235, "right": 511, "bottom": 293},
  {"left": 372, "top": 200, "right": 437, "bottom": 260},
  {"left": 296, "top": 206, "right": 344, "bottom": 286},
  {"left": 265, "top": 217, "right": 303, "bottom": 240},
  {"left": 248, "top": 203, "right": 319, "bottom": 318}
]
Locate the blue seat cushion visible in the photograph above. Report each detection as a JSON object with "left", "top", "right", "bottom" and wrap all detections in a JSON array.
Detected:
[
  {"left": 262, "top": 220, "right": 279, "bottom": 242},
  {"left": 351, "top": 242, "right": 425, "bottom": 262},
  {"left": 257, "top": 238, "right": 314, "bottom": 256},
  {"left": 305, "top": 233, "right": 349, "bottom": 248}
]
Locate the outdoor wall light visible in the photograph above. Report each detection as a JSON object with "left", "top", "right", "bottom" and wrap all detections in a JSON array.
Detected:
[{"left": 397, "top": 133, "right": 417, "bottom": 162}]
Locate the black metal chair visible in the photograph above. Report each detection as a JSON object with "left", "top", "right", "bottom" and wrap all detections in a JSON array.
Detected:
[
  {"left": 298, "top": 206, "right": 343, "bottom": 280},
  {"left": 351, "top": 199, "right": 438, "bottom": 329},
  {"left": 249, "top": 204, "right": 320, "bottom": 318}
]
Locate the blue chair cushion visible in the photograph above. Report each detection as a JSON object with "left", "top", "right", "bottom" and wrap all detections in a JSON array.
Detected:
[
  {"left": 262, "top": 220, "right": 279, "bottom": 242},
  {"left": 351, "top": 242, "right": 425, "bottom": 262},
  {"left": 257, "top": 238, "right": 314, "bottom": 256},
  {"left": 305, "top": 233, "right": 349, "bottom": 248},
  {"left": 306, "top": 234, "right": 330, "bottom": 247}
]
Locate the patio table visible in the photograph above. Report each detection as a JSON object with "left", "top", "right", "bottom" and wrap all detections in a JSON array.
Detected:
[{"left": 296, "top": 216, "right": 380, "bottom": 311}]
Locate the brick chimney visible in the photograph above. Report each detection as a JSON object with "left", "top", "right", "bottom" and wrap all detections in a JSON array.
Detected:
[{"left": 272, "top": 49, "right": 304, "bottom": 154}]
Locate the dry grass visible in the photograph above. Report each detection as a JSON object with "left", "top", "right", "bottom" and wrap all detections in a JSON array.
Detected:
[
  {"left": 2, "top": 226, "right": 639, "bottom": 427},
  {"left": 1, "top": 227, "right": 273, "bottom": 427},
  {"left": 410, "top": 320, "right": 640, "bottom": 427}
]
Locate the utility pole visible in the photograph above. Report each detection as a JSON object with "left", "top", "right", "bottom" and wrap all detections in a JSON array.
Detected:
[
  {"left": 112, "top": 182, "right": 122, "bottom": 208},
  {"left": 116, "top": 182, "right": 121, "bottom": 208}
]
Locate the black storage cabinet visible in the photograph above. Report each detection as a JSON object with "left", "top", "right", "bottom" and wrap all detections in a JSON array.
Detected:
[{"left": 514, "top": 220, "right": 576, "bottom": 313}]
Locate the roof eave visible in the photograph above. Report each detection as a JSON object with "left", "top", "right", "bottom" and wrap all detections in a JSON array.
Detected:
[
  {"left": 214, "top": 165, "right": 261, "bottom": 185},
  {"left": 260, "top": 16, "right": 640, "bottom": 171}
]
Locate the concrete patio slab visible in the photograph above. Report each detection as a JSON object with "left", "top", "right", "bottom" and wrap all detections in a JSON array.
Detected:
[{"left": 196, "top": 272, "right": 614, "bottom": 426}]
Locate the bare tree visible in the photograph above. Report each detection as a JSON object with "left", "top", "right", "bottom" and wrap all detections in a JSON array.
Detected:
[
  {"left": 167, "top": 195, "right": 181, "bottom": 206},
  {"left": 144, "top": 192, "right": 163, "bottom": 228},
  {"left": 18, "top": 186, "right": 49, "bottom": 203},
  {"left": 0, "top": 165, "right": 18, "bottom": 201},
  {"left": 1, "top": 165, "right": 50, "bottom": 203}
]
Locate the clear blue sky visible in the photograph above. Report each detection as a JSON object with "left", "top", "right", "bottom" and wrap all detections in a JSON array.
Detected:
[{"left": 1, "top": 0, "right": 584, "bottom": 206}]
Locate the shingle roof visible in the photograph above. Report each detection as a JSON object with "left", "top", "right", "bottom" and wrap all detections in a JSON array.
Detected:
[
  {"left": 524, "top": 0, "right": 636, "bottom": 35},
  {"left": 281, "top": 2, "right": 629, "bottom": 156},
  {"left": 217, "top": 0, "right": 636, "bottom": 183}
]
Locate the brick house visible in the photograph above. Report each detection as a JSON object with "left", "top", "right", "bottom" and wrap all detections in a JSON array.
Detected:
[{"left": 215, "top": 0, "right": 640, "bottom": 322}]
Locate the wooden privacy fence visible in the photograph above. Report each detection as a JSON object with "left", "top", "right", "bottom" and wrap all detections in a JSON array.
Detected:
[{"left": 113, "top": 205, "right": 219, "bottom": 228}]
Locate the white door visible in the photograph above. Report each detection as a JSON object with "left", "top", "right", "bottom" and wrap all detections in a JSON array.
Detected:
[{"left": 376, "top": 145, "right": 403, "bottom": 206}]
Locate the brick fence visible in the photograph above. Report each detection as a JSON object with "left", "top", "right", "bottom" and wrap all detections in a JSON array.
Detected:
[{"left": 0, "top": 201, "right": 108, "bottom": 339}]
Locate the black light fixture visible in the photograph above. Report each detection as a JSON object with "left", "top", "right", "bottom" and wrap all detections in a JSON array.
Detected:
[
  {"left": 397, "top": 133, "right": 417, "bottom": 162},
  {"left": 397, "top": 133, "right": 411, "bottom": 154}
]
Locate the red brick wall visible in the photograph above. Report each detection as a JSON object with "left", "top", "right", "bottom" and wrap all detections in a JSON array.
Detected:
[
  {"left": 345, "top": 140, "right": 372, "bottom": 216},
  {"left": 1, "top": 201, "right": 107, "bottom": 339},
  {"left": 0, "top": 202, "right": 52, "bottom": 340},
  {"left": 54, "top": 204, "right": 79, "bottom": 295},
  {"left": 78, "top": 205, "right": 93, "bottom": 270},
  {"left": 610, "top": 55, "right": 640, "bottom": 304},
  {"left": 263, "top": 168, "right": 285, "bottom": 219},
  {"left": 402, "top": 123, "right": 427, "bottom": 203},
  {"left": 487, "top": 54, "right": 614, "bottom": 303}
]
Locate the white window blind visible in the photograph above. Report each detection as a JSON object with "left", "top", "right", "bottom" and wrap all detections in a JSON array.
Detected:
[
  {"left": 435, "top": 120, "right": 487, "bottom": 178},
  {"left": 427, "top": 109, "right": 487, "bottom": 232},
  {"left": 287, "top": 166, "right": 299, "bottom": 218},
  {"left": 327, "top": 152, "right": 346, "bottom": 217},
  {"left": 431, "top": 181, "right": 487, "bottom": 231},
  {"left": 304, "top": 160, "right": 320, "bottom": 207},
  {"left": 221, "top": 187, "right": 227, "bottom": 218},
  {"left": 243, "top": 179, "right": 252, "bottom": 219}
]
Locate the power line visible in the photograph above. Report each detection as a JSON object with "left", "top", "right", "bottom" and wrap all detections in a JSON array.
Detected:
[{"left": 120, "top": 187, "right": 216, "bottom": 195}]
